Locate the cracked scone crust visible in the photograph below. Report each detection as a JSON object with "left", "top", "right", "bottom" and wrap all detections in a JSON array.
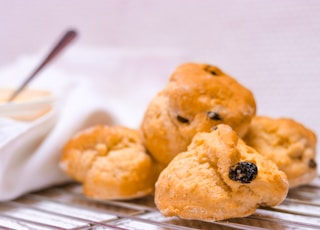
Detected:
[
  {"left": 141, "top": 63, "right": 256, "bottom": 166},
  {"left": 154, "top": 124, "right": 289, "bottom": 221},
  {"left": 243, "top": 116, "right": 318, "bottom": 188},
  {"left": 60, "top": 125, "right": 162, "bottom": 200}
]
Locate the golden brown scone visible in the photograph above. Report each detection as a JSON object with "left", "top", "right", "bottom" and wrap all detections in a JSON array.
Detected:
[
  {"left": 155, "top": 124, "right": 289, "bottom": 221},
  {"left": 60, "top": 125, "right": 163, "bottom": 200},
  {"left": 243, "top": 116, "right": 318, "bottom": 188},
  {"left": 141, "top": 63, "right": 256, "bottom": 166}
]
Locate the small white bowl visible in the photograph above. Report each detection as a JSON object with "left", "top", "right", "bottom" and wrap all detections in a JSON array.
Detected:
[{"left": 0, "top": 88, "right": 56, "bottom": 121}]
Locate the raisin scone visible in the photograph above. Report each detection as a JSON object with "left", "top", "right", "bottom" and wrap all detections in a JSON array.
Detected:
[
  {"left": 60, "top": 125, "right": 163, "bottom": 200},
  {"left": 141, "top": 63, "right": 256, "bottom": 166},
  {"left": 155, "top": 124, "right": 289, "bottom": 221},
  {"left": 243, "top": 116, "right": 318, "bottom": 188}
]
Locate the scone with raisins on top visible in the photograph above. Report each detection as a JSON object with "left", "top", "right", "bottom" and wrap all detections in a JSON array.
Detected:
[
  {"left": 155, "top": 124, "right": 289, "bottom": 221},
  {"left": 141, "top": 63, "right": 256, "bottom": 166},
  {"left": 243, "top": 116, "right": 318, "bottom": 188}
]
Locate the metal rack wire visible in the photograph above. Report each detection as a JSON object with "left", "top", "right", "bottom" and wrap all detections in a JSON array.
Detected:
[{"left": 0, "top": 176, "right": 319, "bottom": 229}]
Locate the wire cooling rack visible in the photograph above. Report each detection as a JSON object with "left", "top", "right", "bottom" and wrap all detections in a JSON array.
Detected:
[{"left": 0, "top": 176, "right": 319, "bottom": 230}]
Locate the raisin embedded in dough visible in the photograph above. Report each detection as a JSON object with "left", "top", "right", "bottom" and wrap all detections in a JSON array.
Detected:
[
  {"left": 308, "top": 159, "right": 317, "bottom": 169},
  {"left": 203, "top": 65, "right": 221, "bottom": 76},
  {"left": 207, "top": 111, "right": 222, "bottom": 121},
  {"left": 177, "top": 115, "right": 189, "bottom": 123},
  {"left": 229, "top": 162, "right": 258, "bottom": 183}
]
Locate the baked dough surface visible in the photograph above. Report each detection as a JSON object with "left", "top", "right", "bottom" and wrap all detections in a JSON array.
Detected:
[
  {"left": 155, "top": 124, "right": 289, "bottom": 221},
  {"left": 60, "top": 125, "right": 162, "bottom": 200},
  {"left": 244, "top": 116, "right": 318, "bottom": 188},
  {"left": 141, "top": 63, "right": 256, "bottom": 165}
]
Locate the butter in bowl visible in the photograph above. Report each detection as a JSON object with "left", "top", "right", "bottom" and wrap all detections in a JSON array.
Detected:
[{"left": 0, "top": 88, "right": 56, "bottom": 121}]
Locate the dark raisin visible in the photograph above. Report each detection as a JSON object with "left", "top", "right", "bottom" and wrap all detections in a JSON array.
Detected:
[
  {"left": 204, "top": 65, "right": 218, "bottom": 76},
  {"left": 177, "top": 115, "right": 189, "bottom": 123},
  {"left": 204, "top": 65, "right": 219, "bottom": 76},
  {"left": 207, "top": 111, "right": 222, "bottom": 121},
  {"left": 308, "top": 159, "right": 317, "bottom": 169},
  {"left": 211, "top": 126, "right": 218, "bottom": 131},
  {"left": 229, "top": 162, "right": 258, "bottom": 184},
  {"left": 290, "top": 154, "right": 302, "bottom": 160}
]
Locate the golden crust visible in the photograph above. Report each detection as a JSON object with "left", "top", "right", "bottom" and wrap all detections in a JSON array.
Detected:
[
  {"left": 60, "top": 125, "right": 163, "bottom": 200},
  {"left": 243, "top": 116, "right": 318, "bottom": 188},
  {"left": 141, "top": 63, "right": 256, "bottom": 166},
  {"left": 155, "top": 124, "right": 289, "bottom": 221}
]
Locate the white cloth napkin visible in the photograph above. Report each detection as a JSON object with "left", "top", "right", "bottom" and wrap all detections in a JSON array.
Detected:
[
  {"left": 0, "top": 47, "right": 186, "bottom": 201},
  {"left": 0, "top": 79, "right": 114, "bottom": 201}
]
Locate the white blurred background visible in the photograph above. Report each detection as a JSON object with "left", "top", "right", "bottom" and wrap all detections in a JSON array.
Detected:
[{"left": 1, "top": 0, "right": 320, "bottom": 155}]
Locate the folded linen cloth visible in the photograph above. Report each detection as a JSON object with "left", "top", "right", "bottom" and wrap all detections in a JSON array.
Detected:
[{"left": 0, "top": 79, "right": 114, "bottom": 201}]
